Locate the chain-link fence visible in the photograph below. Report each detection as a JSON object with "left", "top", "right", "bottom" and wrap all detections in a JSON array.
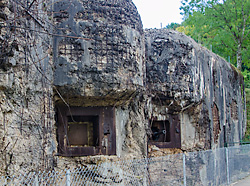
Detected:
[{"left": 1, "top": 145, "right": 250, "bottom": 186}]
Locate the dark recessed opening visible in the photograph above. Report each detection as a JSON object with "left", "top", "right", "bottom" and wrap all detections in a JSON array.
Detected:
[
  {"left": 148, "top": 115, "right": 181, "bottom": 149},
  {"left": 150, "top": 120, "right": 171, "bottom": 142},
  {"left": 57, "top": 106, "right": 116, "bottom": 156},
  {"left": 67, "top": 116, "right": 99, "bottom": 147}
]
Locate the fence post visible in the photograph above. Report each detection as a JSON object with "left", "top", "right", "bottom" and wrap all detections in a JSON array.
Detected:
[
  {"left": 226, "top": 148, "right": 230, "bottom": 185},
  {"left": 4, "top": 176, "right": 7, "bottom": 186},
  {"left": 66, "top": 169, "right": 71, "bottom": 186},
  {"left": 214, "top": 149, "right": 216, "bottom": 185},
  {"left": 183, "top": 153, "right": 187, "bottom": 186},
  {"left": 33, "top": 174, "right": 39, "bottom": 186}
]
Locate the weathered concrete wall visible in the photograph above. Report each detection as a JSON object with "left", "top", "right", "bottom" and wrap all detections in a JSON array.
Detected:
[
  {"left": 0, "top": 0, "right": 147, "bottom": 174},
  {"left": 52, "top": 0, "right": 147, "bottom": 168},
  {"left": 53, "top": 0, "right": 145, "bottom": 105},
  {"left": 115, "top": 93, "right": 148, "bottom": 158},
  {"left": 145, "top": 29, "right": 246, "bottom": 151},
  {"left": 0, "top": 0, "right": 54, "bottom": 175}
]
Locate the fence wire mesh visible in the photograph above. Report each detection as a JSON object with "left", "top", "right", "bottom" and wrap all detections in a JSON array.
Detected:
[
  {"left": 185, "top": 148, "right": 228, "bottom": 186},
  {"left": 1, "top": 145, "right": 250, "bottom": 186},
  {"left": 227, "top": 144, "right": 250, "bottom": 183}
]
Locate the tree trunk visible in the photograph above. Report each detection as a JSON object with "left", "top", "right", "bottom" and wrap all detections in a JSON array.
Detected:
[{"left": 237, "top": 44, "right": 242, "bottom": 71}]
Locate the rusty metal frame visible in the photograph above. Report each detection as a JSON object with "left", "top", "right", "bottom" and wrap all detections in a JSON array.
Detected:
[
  {"left": 56, "top": 106, "right": 116, "bottom": 156},
  {"left": 149, "top": 115, "right": 181, "bottom": 148}
]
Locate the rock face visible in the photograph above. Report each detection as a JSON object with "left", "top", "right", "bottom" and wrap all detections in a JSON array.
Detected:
[{"left": 0, "top": 0, "right": 246, "bottom": 176}]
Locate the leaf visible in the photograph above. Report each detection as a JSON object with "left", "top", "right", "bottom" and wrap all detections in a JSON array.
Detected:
[{"left": 180, "top": 0, "right": 250, "bottom": 70}]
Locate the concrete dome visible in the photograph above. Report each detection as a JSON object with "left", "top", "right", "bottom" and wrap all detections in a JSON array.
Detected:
[{"left": 53, "top": 0, "right": 145, "bottom": 105}]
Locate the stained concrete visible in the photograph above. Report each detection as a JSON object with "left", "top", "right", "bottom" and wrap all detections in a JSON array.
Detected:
[{"left": 0, "top": 0, "right": 246, "bottom": 179}]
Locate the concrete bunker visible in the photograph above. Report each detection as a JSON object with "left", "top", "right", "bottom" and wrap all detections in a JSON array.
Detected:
[
  {"left": 145, "top": 29, "right": 246, "bottom": 152},
  {"left": 0, "top": 0, "right": 246, "bottom": 176},
  {"left": 52, "top": 0, "right": 147, "bottom": 160}
]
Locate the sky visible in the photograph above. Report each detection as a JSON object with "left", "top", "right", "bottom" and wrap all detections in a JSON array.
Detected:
[{"left": 132, "top": 0, "right": 183, "bottom": 29}]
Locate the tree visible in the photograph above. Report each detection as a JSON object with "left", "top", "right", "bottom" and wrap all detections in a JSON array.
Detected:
[
  {"left": 180, "top": 0, "right": 250, "bottom": 71},
  {"left": 166, "top": 22, "right": 181, "bottom": 30}
]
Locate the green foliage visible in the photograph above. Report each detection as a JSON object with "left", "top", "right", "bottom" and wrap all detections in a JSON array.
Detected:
[
  {"left": 179, "top": 0, "right": 250, "bottom": 71},
  {"left": 243, "top": 88, "right": 250, "bottom": 141},
  {"left": 242, "top": 70, "right": 250, "bottom": 88},
  {"left": 166, "top": 23, "right": 181, "bottom": 30}
]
